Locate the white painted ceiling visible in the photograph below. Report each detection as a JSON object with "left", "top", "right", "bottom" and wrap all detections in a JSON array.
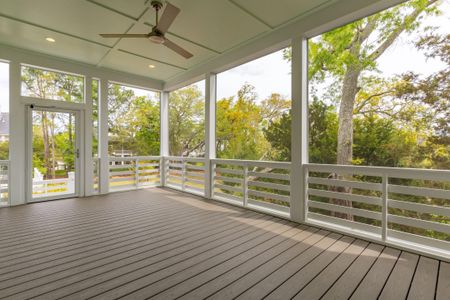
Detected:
[{"left": 0, "top": 0, "right": 334, "bottom": 82}]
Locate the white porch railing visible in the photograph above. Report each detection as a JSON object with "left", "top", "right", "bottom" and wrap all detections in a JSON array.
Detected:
[
  {"left": 304, "top": 163, "right": 450, "bottom": 258},
  {"left": 0, "top": 160, "right": 9, "bottom": 207},
  {"left": 32, "top": 173, "right": 75, "bottom": 198},
  {"left": 108, "top": 156, "right": 161, "bottom": 192},
  {"left": 1, "top": 154, "right": 448, "bottom": 259},
  {"left": 161, "top": 157, "right": 448, "bottom": 259},
  {"left": 164, "top": 156, "right": 206, "bottom": 197},
  {"left": 211, "top": 159, "right": 291, "bottom": 216}
]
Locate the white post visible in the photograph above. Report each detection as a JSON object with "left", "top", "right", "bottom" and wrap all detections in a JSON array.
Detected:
[
  {"left": 135, "top": 158, "right": 140, "bottom": 188},
  {"left": 382, "top": 173, "right": 388, "bottom": 241},
  {"left": 160, "top": 91, "right": 169, "bottom": 186},
  {"left": 84, "top": 77, "right": 94, "bottom": 196},
  {"left": 243, "top": 165, "right": 248, "bottom": 207},
  {"left": 290, "top": 37, "right": 309, "bottom": 222},
  {"left": 98, "top": 78, "right": 109, "bottom": 194},
  {"left": 9, "top": 61, "right": 26, "bottom": 205},
  {"left": 68, "top": 171, "right": 75, "bottom": 194},
  {"left": 204, "top": 73, "right": 216, "bottom": 199},
  {"left": 181, "top": 158, "right": 186, "bottom": 191}
]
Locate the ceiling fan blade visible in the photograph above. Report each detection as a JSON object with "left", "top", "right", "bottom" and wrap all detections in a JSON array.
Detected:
[
  {"left": 100, "top": 33, "right": 148, "bottom": 38},
  {"left": 163, "top": 38, "right": 193, "bottom": 59},
  {"left": 156, "top": 2, "right": 180, "bottom": 34}
]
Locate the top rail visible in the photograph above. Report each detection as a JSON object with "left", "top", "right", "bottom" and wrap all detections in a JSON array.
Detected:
[
  {"left": 305, "top": 163, "right": 450, "bottom": 181},
  {"left": 212, "top": 158, "right": 291, "bottom": 169},
  {"left": 108, "top": 156, "right": 161, "bottom": 162}
]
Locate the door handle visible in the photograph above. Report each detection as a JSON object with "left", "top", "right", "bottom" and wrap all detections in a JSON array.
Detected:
[{"left": 76, "top": 149, "right": 80, "bottom": 158}]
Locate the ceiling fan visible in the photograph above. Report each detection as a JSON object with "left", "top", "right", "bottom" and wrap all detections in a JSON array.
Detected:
[{"left": 99, "top": 1, "right": 193, "bottom": 59}]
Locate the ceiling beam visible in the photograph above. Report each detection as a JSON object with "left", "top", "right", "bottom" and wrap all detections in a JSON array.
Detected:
[{"left": 227, "top": 0, "right": 274, "bottom": 29}]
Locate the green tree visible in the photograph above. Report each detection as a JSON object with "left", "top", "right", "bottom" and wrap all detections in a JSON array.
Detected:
[{"left": 169, "top": 85, "right": 205, "bottom": 156}]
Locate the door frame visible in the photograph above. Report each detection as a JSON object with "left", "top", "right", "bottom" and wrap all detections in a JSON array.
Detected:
[{"left": 25, "top": 105, "right": 85, "bottom": 203}]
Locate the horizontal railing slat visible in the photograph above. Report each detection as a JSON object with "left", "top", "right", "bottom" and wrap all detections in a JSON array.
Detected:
[
  {"left": 248, "top": 171, "right": 290, "bottom": 181},
  {"left": 215, "top": 167, "right": 243, "bottom": 176},
  {"left": 308, "top": 177, "right": 381, "bottom": 192},
  {"left": 248, "top": 189, "right": 290, "bottom": 203},
  {"left": 308, "top": 200, "right": 382, "bottom": 220},
  {"left": 214, "top": 183, "right": 242, "bottom": 194},
  {"left": 185, "top": 165, "right": 205, "bottom": 171},
  {"left": 388, "top": 214, "right": 450, "bottom": 235},
  {"left": 248, "top": 180, "right": 290, "bottom": 192},
  {"left": 308, "top": 188, "right": 381, "bottom": 206},
  {"left": 389, "top": 184, "right": 450, "bottom": 200},
  {"left": 214, "top": 175, "right": 243, "bottom": 184},
  {"left": 388, "top": 199, "right": 450, "bottom": 217}
]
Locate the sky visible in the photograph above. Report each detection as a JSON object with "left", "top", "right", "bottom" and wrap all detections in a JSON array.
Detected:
[{"left": 0, "top": 0, "right": 448, "bottom": 112}]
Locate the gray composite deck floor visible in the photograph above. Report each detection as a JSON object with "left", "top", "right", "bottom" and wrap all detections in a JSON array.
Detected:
[{"left": 0, "top": 188, "right": 447, "bottom": 300}]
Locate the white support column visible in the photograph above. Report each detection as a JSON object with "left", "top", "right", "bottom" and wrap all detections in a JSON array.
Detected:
[
  {"left": 204, "top": 73, "right": 216, "bottom": 199},
  {"left": 9, "top": 61, "right": 26, "bottom": 205},
  {"left": 84, "top": 77, "right": 94, "bottom": 196},
  {"left": 98, "top": 78, "right": 109, "bottom": 194},
  {"left": 160, "top": 91, "right": 169, "bottom": 186},
  {"left": 290, "top": 37, "right": 309, "bottom": 222}
]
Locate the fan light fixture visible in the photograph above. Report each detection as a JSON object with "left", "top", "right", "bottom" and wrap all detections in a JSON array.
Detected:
[{"left": 149, "top": 35, "right": 165, "bottom": 44}]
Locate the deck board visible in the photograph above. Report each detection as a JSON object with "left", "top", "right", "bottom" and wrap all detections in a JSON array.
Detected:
[
  {"left": 436, "top": 262, "right": 450, "bottom": 300},
  {"left": 407, "top": 256, "right": 440, "bottom": 300},
  {"left": 379, "top": 251, "right": 419, "bottom": 300},
  {"left": 0, "top": 187, "right": 446, "bottom": 300}
]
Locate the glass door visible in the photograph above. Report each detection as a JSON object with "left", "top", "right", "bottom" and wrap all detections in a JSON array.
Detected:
[{"left": 27, "top": 107, "right": 80, "bottom": 202}]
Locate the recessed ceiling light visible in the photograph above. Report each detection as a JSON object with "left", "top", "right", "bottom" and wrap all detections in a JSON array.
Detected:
[
  {"left": 46, "top": 37, "right": 56, "bottom": 43},
  {"left": 148, "top": 64, "right": 156, "bottom": 69}
]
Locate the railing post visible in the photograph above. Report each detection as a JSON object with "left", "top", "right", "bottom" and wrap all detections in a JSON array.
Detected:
[
  {"left": 135, "top": 158, "right": 140, "bottom": 188},
  {"left": 68, "top": 172, "right": 75, "bottom": 194},
  {"left": 303, "top": 165, "right": 309, "bottom": 221},
  {"left": 243, "top": 165, "right": 248, "bottom": 207},
  {"left": 382, "top": 173, "right": 388, "bottom": 241},
  {"left": 181, "top": 158, "right": 186, "bottom": 191},
  {"left": 210, "top": 161, "right": 215, "bottom": 199},
  {"left": 160, "top": 157, "right": 166, "bottom": 187}
]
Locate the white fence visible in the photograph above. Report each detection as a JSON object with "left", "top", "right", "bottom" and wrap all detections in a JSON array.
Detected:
[
  {"left": 304, "top": 163, "right": 450, "bottom": 258},
  {"left": 161, "top": 157, "right": 448, "bottom": 259},
  {"left": 164, "top": 156, "right": 206, "bottom": 197},
  {"left": 211, "top": 159, "right": 291, "bottom": 216},
  {"left": 108, "top": 156, "right": 161, "bottom": 192},
  {"left": 32, "top": 172, "right": 75, "bottom": 198},
  {"left": 0, "top": 160, "right": 9, "bottom": 206}
]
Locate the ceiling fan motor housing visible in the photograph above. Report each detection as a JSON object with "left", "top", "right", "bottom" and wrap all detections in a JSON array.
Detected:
[{"left": 150, "top": 1, "right": 163, "bottom": 11}]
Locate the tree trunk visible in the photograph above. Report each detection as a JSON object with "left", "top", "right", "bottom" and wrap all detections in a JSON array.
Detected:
[
  {"left": 331, "top": 65, "right": 361, "bottom": 221},
  {"left": 338, "top": 65, "right": 361, "bottom": 166}
]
